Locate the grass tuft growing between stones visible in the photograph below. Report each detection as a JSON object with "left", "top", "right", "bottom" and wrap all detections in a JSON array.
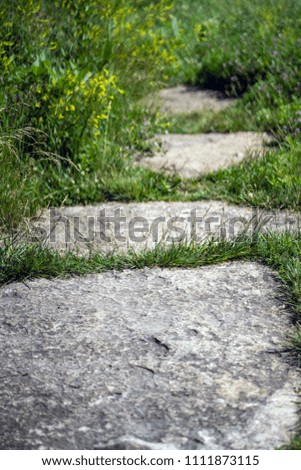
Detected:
[{"left": 1, "top": 231, "right": 301, "bottom": 327}]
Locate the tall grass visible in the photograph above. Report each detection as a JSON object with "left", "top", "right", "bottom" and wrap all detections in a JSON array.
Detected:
[
  {"left": 2, "top": 0, "right": 301, "bottom": 225},
  {"left": 0, "top": 0, "right": 181, "bottom": 225}
]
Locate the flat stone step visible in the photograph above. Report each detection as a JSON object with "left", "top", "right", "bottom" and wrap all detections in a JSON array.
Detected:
[
  {"left": 29, "top": 201, "right": 300, "bottom": 254},
  {"left": 136, "top": 132, "right": 272, "bottom": 178},
  {"left": 156, "top": 86, "right": 237, "bottom": 115},
  {"left": 0, "top": 262, "right": 299, "bottom": 449}
]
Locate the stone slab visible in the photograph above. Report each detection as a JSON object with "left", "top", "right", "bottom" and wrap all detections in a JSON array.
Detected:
[
  {"left": 0, "top": 262, "right": 299, "bottom": 449},
  {"left": 155, "top": 86, "right": 237, "bottom": 115},
  {"left": 27, "top": 201, "right": 301, "bottom": 255},
  {"left": 136, "top": 133, "right": 272, "bottom": 178}
]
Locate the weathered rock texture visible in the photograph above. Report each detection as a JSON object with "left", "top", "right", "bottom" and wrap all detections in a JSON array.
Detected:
[
  {"left": 155, "top": 86, "right": 236, "bottom": 114},
  {"left": 137, "top": 133, "right": 272, "bottom": 178},
  {"left": 28, "top": 201, "right": 301, "bottom": 254},
  {"left": 0, "top": 263, "right": 299, "bottom": 449}
]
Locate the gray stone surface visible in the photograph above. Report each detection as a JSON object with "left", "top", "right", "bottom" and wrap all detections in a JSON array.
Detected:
[
  {"left": 136, "top": 133, "right": 272, "bottom": 178},
  {"left": 28, "top": 201, "right": 301, "bottom": 254},
  {"left": 0, "top": 262, "right": 300, "bottom": 449},
  {"left": 152, "top": 86, "right": 237, "bottom": 115}
]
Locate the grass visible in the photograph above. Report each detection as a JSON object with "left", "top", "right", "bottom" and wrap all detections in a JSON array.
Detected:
[
  {"left": 168, "top": 101, "right": 260, "bottom": 134},
  {"left": 167, "top": 0, "right": 301, "bottom": 212},
  {"left": 2, "top": 232, "right": 301, "bottom": 321},
  {"left": 280, "top": 436, "right": 301, "bottom": 451},
  {"left": 33, "top": 135, "right": 301, "bottom": 211},
  {"left": 175, "top": 139, "right": 301, "bottom": 210},
  {"left": 1, "top": 231, "right": 301, "bottom": 448},
  {"left": 2, "top": 0, "right": 301, "bottom": 223},
  {"left": 0, "top": 237, "right": 249, "bottom": 286}
]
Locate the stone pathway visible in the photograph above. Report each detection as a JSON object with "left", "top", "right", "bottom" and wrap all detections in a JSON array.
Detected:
[
  {"left": 151, "top": 86, "right": 236, "bottom": 114},
  {"left": 33, "top": 201, "right": 300, "bottom": 255},
  {"left": 0, "top": 263, "right": 299, "bottom": 449},
  {"left": 138, "top": 86, "right": 273, "bottom": 177},
  {"left": 1, "top": 86, "right": 300, "bottom": 450},
  {"left": 136, "top": 132, "right": 272, "bottom": 178}
]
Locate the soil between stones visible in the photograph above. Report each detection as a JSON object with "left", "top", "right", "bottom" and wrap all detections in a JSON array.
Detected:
[{"left": 0, "top": 262, "right": 299, "bottom": 450}]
